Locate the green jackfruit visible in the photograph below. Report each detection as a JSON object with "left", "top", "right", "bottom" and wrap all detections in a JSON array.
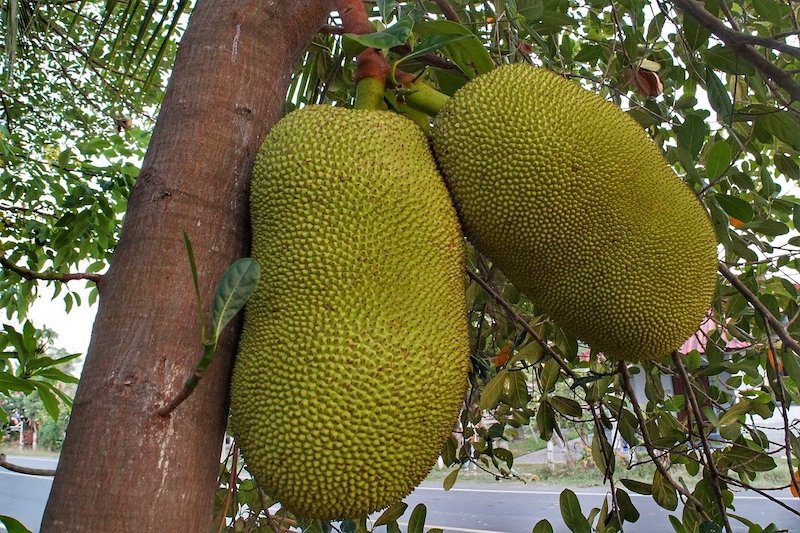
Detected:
[
  {"left": 230, "top": 105, "right": 469, "bottom": 520},
  {"left": 432, "top": 64, "right": 717, "bottom": 362}
]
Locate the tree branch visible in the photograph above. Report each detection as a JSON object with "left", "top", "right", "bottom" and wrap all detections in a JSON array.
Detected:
[
  {"left": 672, "top": 352, "right": 733, "bottom": 533},
  {"left": 1, "top": 255, "right": 102, "bottom": 284},
  {"left": 718, "top": 262, "right": 800, "bottom": 358},
  {"left": 466, "top": 269, "right": 578, "bottom": 381},
  {"left": 0, "top": 454, "right": 56, "bottom": 476},
  {"left": 335, "top": 0, "right": 389, "bottom": 83},
  {"left": 673, "top": 0, "right": 800, "bottom": 102},
  {"left": 618, "top": 362, "right": 712, "bottom": 519},
  {"left": 432, "top": 0, "right": 461, "bottom": 22}
]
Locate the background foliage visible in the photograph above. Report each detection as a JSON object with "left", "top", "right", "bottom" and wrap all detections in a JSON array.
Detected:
[{"left": 2, "top": 0, "right": 800, "bottom": 532}]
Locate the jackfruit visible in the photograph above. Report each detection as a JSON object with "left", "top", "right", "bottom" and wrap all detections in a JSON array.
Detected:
[
  {"left": 230, "top": 105, "right": 469, "bottom": 520},
  {"left": 431, "top": 64, "right": 717, "bottom": 362}
]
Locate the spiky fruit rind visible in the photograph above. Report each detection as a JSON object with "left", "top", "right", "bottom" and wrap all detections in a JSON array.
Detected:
[
  {"left": 432, "top": 64, "right": 717, "bottom": 362},
  {"left": 231, "top": 105, "right": 469, "bottom": 520}
]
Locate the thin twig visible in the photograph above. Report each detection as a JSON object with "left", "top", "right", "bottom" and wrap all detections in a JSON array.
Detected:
[
  {"left": 0, "top": 454, "right": 56, "bottom": 476},
  {"left": 673, "top": 0, "right": 800, "bottom": 102},
  {"left": 1, "top": 255, "right": 102, "bottom": 284},
  {"left": 718, "top": 262, "right": 800, "bottom": 358},
  {"left": 764, "top": 321, "right": 800, "bottom": 498},
  {"left": 672, "top": 352, "right": 733, "bottom": 533},
  {"left": 720, "top": 473, "right": 800, "bottom": 517},
  {"left": 618, "top": 363, "right": 711, "bottom": 519},
  {"left": 465, "top": 269, "right": 578, "bottom": 381}
]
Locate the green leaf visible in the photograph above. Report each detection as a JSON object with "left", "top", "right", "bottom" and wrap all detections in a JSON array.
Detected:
[
  {"left": 668, "top": 515, "right": 687, "bottom": 533},
  {"left": 747, "top": 220, "right": 789, "bottom": 236},
  {"left": 413, "top": 20, "right": 494, "bottom": 77},
  {"left": 591, "top": 429, "right": 615, "bottom": 476},
  {"left": 718, "top": 399, "right": 750, "bottom": 427},
  {"left": 33, "top": 382, "right": 60, "bottom": 421},
  {"left": 536, "top": 399, "right": 556, "bottom": 441},
  {"left": 377, "top": 0, "right": 396, "bottom": 22},
  {"left": 505, "top": 370, "right": 531, "bottom": 408},
  {"left": 32, "top": 367, "right": 79, "bottom": 384},
  {"left": 532, "top": 519, "right": 554, "bottom": 533},
  {"left": 615, "top": 488, "right": 640, "bottom": 523},
  {"left": 652, "top": 470, "right": 678, "bottom": 510},
  {"left": 374, "top": 501, "right": 408, "bottom": 527},
  {"left": 211, "top": 258, "right": 260, "bottom": 343},
  {"left": 407, "top": 503, "right": 427, "bottom": 533},
  {"left": 0, "top": 515, "right": 32, "bottom": 533},
  {"left": 706, "top": 67, "right": 732, "bottom": 121},
  {"left": 705, "top": 142, "right": 732, "bottom": 179},
  {"left": 479, "top": 369, "right": 507, "bottom": 411},
  {"left": 548, "top": 395, "right": 582, "bottom": 417},
  {"left": 675, "top": 115, "right": 708, "bottom": 158},
  {"left": 761, "top": 110, "right": 800, "bottom": 150},
  {"left": 705, "top": 46, "right": 755, "bottom": 75},
  {"left": 559, "top": 489, "right": 591, "bottom": 533},
  {"left": 443, "top": 468, "right": 459, "bottom": 490},
  {"left": 394, "top": 34, "right": 470, "bottom": 67},
  {"left": 541, "top": 358, "right": 560, "bottom": 393},
  {"left": 343, "top": 17, "right": 414, "bottom": 56},
  {"left": 0, "top": 373, "right": 35, "bottom": 394},
  {"left": 713, "top": 194, "right": 753, "bottom": 222}
]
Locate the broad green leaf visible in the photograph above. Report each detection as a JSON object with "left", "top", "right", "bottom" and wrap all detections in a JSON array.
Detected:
[
  {"left": 760, "top": 111, "right": 800, "bottom": 150},
  {"left": 343, "top": 17, "right": 414, "bottom": 56},
  {"left": 394, "top": 34, "right": 470, "bottom": 67},
  {"left": 374, "top": 501, "right": 407, "bottom": 527},
  {"left": 541, "top": 358, "right": 560, "bottom": 393},
  {"left": 536, "top": 399, "right": 556, "bottom": 441},
  {"left": 706, "top": 67, "right": 732, "bottom": 121},
  {"left": 0, "top": 373, "right": 35, "bottom": 394},
  {"left": 0, "top": 515, "right": 32, "bottom": 533},
  {"left": 211, "top": 258, "right": 260, "bottom": 343},
  {"left": 413, "top": 20, "right": 494, "bottom": 77},
  {"left": 443, "top": 468, "right": 459, "bottom": 490},
  {"left": 705, "top": 46, "right": 755, "bottom": 75},
  {"left": 505, "top": 370, "right": 531, "bottom": 408},
  {"left": 532, "top": 519, "right": 554, "bottom": 533},
  {"left": 479, "top": 369, "right": 507, "bottom": 411},
  {"left": 548, "top": 395, "right": 582, "bottom": 417},
  {"left": 615, "top": 488, "right": 640, "bottom": 523},
  {"left": 591, "top": 429, "right": 614, "bottom": 476},
  {"left": 705, "top": 142, "right": 732, "bottom": 179},
  {"left": 675, "top": 114, "right": 708, "bottom": 158},
  {"left": 718, "top": 399, "right": 750, "bottom": 427},
  {"left": 668, "top": 515, "right": 687, "bottom": 533},
  {"left": 652, "top": 470, "right": 678, "bottom": 510},
  {"left": 377, "top": 0, "right": 396, "bottom": 22},
  {"left": 747, "top": 220, "right": 789, "bottom": 236},
  {"left": 713, "top": 194, "right": 753, "bottom": 222},
  {"left": 34, "top": 382, "right": 60, "bottom": 421},
  {"left": 407, "top": 503, "right": 427, "bottom": 533},
  {"left": 559, "top": 489, "right": 591, "bottom": 533}
]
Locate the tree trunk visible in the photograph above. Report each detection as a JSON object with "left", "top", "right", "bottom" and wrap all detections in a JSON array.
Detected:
[{"left": 42, "top": 1, "right": 332, "bottom": 530}]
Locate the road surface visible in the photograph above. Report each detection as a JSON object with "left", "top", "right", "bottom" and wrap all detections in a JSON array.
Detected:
[{"left": 1, "top": 456, "right": 798, "bottom": 532}]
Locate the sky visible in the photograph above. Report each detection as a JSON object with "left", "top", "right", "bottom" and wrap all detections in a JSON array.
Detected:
[{"left": 29, "top": 282, "right": 96, "bottom": 355}]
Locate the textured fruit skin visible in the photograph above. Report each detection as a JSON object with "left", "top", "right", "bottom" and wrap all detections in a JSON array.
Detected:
[
  {"left": 231, "top": 105, "right": 469, "bottom": 520},
  {"left": 432, "top": 64, "right": 717, "bottom": 362}
]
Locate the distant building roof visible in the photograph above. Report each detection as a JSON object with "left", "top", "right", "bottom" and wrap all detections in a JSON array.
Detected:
[{"left": 678, "top": 313, "right": 750, "bottom": 354}]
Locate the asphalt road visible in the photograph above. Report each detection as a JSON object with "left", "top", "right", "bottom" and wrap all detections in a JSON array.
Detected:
[{"left": 1, "top": 456, "right": 798, "bottom": 532}]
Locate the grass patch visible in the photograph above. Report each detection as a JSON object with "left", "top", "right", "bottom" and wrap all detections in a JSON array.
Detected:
[{"left": 0, "top": 444, "right": 60, "bottom": 458}]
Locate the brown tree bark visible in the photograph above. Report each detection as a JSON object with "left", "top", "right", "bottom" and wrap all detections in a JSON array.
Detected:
[{"left": 42, "top": 1, "right": 333, "bottom": 530}]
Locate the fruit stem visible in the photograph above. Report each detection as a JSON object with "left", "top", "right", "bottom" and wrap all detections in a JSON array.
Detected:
[
  {"left": 402, "top": 81, "right": 451, "bottom": 116},
  {"left": 354, "top": 77, "right": 386, "bottom": 110}
]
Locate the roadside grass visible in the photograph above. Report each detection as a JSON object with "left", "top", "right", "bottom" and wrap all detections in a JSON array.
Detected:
[
  {"left": 0, "top": 444, "right": 60, "bottom": 458},
  {"left": 426, "top": 456, "right": 795, "bottom": 491}
]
